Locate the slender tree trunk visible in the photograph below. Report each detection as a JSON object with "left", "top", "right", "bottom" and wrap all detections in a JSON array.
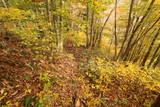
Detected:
[
  {"left": 153, "top": 54, "right": 160, "bottom": 68},
  {"left": 114, "top": 0, "right": 118, "bottom": 59},
  {"left": 117, "top": 0, "right": 135, "bottom": 60},
  {"left": 46, "top": 0, "right": 51, "bottom": 22},
  {"left": 86, "top": 3, "right": 89, "bottom": 48},
  {"left": 51, "top": 0, "right": 58, "bottom": 47},
  {"left": 148, "top": 44, "right": 160, "bottom": 68},
  {"left": 122, "top": 0, "right": 155, "bottom": 60},
  {"left": 141, "top": 28, "right": 160, "bottom": 66},
  {"left": 133, "top": 0, "right": 155, "bottom": 33},
  {"left": 58, "top": 0, "right": 63, "bottom": 52},
  {"left": 93, "top": 26, "right": 101, "bottom": 47},
  {"left": 130, "top": 16, "right": 160, "bottom": 49},
  {"left": 133, "top": 38, "right": 145, "bottom": 61},
  {"left": 128, "top": 43, "right": 138, "bottom": 61},
  {"left": 98, "top": 7, "right": 115, "bottom": 47},
  {"left": 1, "top": 0, "right": 7, "bottom": 8},
  {"left": 133, "top": 42, "right": 145, "bottom": 62},
  {"left": 108, "top": 39, "right": 113, "bottom": 58},
  {"left": 89, "top": 10, "right": 95, "bottom": 48}
]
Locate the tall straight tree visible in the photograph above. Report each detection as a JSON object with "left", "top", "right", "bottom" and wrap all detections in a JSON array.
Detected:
[
  {"left": 114, "top": 0, "right": 118, "bottom": 59},
  {"left": 46, "top": 0, "right": 51, "bottom": 22},
  {"left": 148, "top": 44, "right": 160, "bottom": 68},
  {"left": 117, "top": 0, "right": 135, "bottom": 60},
  {"left": 141, "top": 28, "right": 160, "bottom": 66},
  {"left": 122, "top": 0, "right": 156, "bottom": 60},
  {"left": 58, "top": 0, "right": 63, "bottom": 51},
  {"left": 48, "top": 0, "right": 64, "bottom": 52},
  {"left": 86, "top": 2, "right": 89, "bottom": 47},
  {"left": 153, "top": 54, "right": 160, "bottom": 68},
  {"left": 97, "top": 7, "right": 115, "bottom": 47},
  {"left": 1, "top": 0, "right": 7, "bottom": 8}
]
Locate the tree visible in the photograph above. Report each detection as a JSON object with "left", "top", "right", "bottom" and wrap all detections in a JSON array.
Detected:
[{"left": 1, "top": 0, "right": 7, "bottom": 8}]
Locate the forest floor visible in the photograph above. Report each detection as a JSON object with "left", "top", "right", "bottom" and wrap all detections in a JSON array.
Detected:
[
  {"left": 0, "top": 30, "right": 158, "bottom": 107},
  {"left": 0, "top": 31, "right": 87, "bottom": 106}
]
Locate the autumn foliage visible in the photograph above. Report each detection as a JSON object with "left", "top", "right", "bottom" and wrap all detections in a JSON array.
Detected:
[{"left": 0, "top": 0, "right": 160, "bottom": 106}]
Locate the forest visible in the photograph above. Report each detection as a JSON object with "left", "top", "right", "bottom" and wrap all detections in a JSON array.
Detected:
[{"left": 0, "top": 0, "right": 160, "bottom": 106}]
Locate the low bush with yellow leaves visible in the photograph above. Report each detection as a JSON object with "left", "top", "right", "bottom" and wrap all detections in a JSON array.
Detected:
[
  {"left": 0, "top": 7, "right": 58, "bottom": 59},
  {"left": 80, "top": 57, "right": 160, "bottom": 106}
]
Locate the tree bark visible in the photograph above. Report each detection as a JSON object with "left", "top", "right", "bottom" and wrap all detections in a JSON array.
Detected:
[
  {"left": 122, "top": 0, "right": 155, "bottom": 60},
  {"left": 58, "top": 0, "right": 63, "bottom": 52},
  {"left": 117, "top": 0, "right": 135, "bottom": 60},
  {"left": 86, "top": 3, "right": 89, "bottom": 48},
  {"left": 130, "top": 16, "right": 160, "bottom": 49},
  {"left": 89, "top": 10, "right": 95, "bottom": 48},
  {"left": 153, "top": 54, "right": 160, "bottom": 68},
  {"left": 114, "top": 0, "right": 118, "bottom": 59},
  {"left": 141, "top": 28, "right": 160, "bottom": 66},
  {"left": 1, "top": 0, "right": 7, "bottom": 8},
  {"left": 98, "top": 7, "right": 115, "bottom": 47},
  {"left": 148, "top": 44, "right": 160, "bottom": 68},
  {"left": 46, "top": 0, "right": 51, "bottom": 22}
]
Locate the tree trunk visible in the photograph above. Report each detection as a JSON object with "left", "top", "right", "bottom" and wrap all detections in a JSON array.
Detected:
[
  {"left": 46, "top": 0, "right": 51, "bottom": 22},
  {"left": 1, "top": 0, "right": 7, "bottom": 8},
  {"left": 122, "top": 0, "right": 155, "bottom": 60},
  {"left": 89, "top": 10, "right": 95, "bottom": 48},
  {"left": 153, "top": 54, "right": 160, "bottom": 68},
  {"left": 148, "top": 44, "right": 160, "bottom": 68},
  {"left": 141, "top": 28, "right": 160, "bottom": 66},
  {"left": 86, "top": 3, "right": 89, "bottom": 48},
  {"left": 114, "top": 0, "right": 118, "bottom": 59},
  {"left": 117, "top": 0, "right": 135, "bottom": 60},
  {"left": 129, "top": 16, "right": 160, "bottom": 50},
  {"left": 58, "top": 0, "right": 63, "bottom": 52},
  {"left": 98, "top": 7, "right": 115, "bottom": 47}
]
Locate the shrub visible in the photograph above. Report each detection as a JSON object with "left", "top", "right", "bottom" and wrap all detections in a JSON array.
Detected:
[
  {"left": 80, "top": 57, "right": 160, "bottom": 106},
  {"left": 0, "top": 7, "right": 57, "bottom": 59}
]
